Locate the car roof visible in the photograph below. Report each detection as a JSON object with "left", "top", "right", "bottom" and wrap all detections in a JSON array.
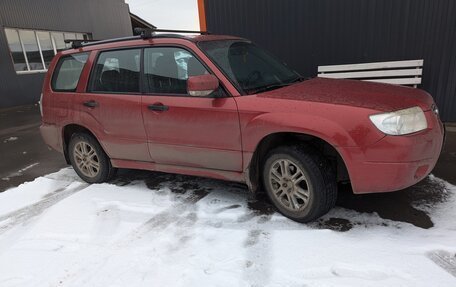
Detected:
[
  {"left": 185, "top": 34, "right": 244, "bottom": 42},
  {"left": 60, "top": 33, "right": 245, "bottom": 55}
]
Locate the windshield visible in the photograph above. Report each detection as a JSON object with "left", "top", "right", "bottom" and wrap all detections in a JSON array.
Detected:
[{"left": 198, "top": 40, "right": 301, "bottom": 95}]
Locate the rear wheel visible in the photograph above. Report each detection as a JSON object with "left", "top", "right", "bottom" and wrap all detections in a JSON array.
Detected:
[
  {"left": 68, "top": 133, "right": 115, "bottom": 183},
  {"left": 262, "top": 145, "right": 337, "bottom": 222}
]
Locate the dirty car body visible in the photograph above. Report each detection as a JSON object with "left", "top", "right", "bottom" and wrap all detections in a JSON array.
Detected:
[{"left": 40, "top": 33, "right": 444, "bottom": 222}]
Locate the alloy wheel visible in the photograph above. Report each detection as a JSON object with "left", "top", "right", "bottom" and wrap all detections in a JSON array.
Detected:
[
  {"left": 268, "top": 158, "right": 311, "bottom": 211},
  {"left": 73, "top": 141, "right": 100, "bottom": 178}
]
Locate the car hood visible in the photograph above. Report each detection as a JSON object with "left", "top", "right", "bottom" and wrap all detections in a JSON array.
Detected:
[{"left": 258, "top": 77, "right": 434, "bottom": 112}]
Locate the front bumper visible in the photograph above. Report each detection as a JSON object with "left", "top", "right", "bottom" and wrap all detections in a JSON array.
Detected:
[{"left": 341, "top": 111, "right": 444, "bottom": 194}]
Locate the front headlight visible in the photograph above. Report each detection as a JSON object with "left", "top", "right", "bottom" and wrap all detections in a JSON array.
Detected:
[{"left": 369, "top": 106, "right": 427, "bottom": 135}]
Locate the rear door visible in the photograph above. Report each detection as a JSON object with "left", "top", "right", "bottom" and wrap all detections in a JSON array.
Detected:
[
  {"left": 141, "top": 46, "right": 242, "bottom": 171},
  {"left": 49, "top": 52, "right": 89, "bottom": 126},
  {"left": 76, "top": 48, "right": 149, "bottom": 161}
]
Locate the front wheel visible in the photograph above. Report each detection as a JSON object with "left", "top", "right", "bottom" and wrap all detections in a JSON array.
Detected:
[
  {"left": 68, "top": 133, "right": 115, "bottom": 183},
  {"left": 262, "top": 145, "right": 337, "bottom": 222}
]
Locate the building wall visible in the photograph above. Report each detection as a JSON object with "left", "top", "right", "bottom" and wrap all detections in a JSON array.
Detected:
[
  {"left": 0, "top": 0, "right": 132, "bottom": 108},
  {"left": 204, "top": 0, "right": 456, "bottom": 122}
]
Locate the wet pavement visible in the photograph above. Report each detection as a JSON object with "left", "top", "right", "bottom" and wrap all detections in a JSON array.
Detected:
[
  {"left": 433, "top": 123, "right": 456, "bottom": 186},
  {"left": 1, "top": 105, "right": 455, "bottom": 229},
  {"left": 0, "top": 105, "right": 67, "bottom": 191}
]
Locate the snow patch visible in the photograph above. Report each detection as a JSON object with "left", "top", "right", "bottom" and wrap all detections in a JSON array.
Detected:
[
  {"left": 18, "top": 163, "right": 39, "bottom": 173},
  {"left": 2, "top": 163, "right": 40, "bottom": 180},
  {"left": 0, "top": 168, "right": 454, "bottom": 286},
  {"left": 3, "top": 136, "right": 18, "bottom": 143}
]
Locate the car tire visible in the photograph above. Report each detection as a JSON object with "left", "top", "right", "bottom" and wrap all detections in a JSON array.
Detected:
[
  {"left": 262, "top": 144, "right": 337, "bottom": 222},
  {"left": 68, "top": 133, "right": 115, "bottom": 183}
]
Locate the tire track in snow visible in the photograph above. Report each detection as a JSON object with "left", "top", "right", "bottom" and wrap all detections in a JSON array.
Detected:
[
  {"left": 118, "top": 188, "right": 209, "bottom": 245},
  {"left": 48, "top": 188, "right": 209, "bottom": 286},
  {"left": 242, "top": 229, "right": 272, "bottom": 286},
  {"left": 0, "top": 182, "right": 88, "bottom": 235},
  {"left": 428, "top": 250, "right": 456, "bottom": 277}
]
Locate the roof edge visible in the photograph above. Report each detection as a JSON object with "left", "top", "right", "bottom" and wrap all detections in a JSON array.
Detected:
[{"left": 129, "top": 12, "right": 156, "bottom": 29}]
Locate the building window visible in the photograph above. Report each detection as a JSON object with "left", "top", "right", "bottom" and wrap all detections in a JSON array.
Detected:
[
  {"left": 64, "top": 33, "right": 76, "bottom": 48},
  {"left": 19, "top": 30, "right": 44, "bottom": 71},
  {"left": 4, "top": 28, "right": 27, "bottom": 72},
  {"left": 51, "top": 32, "right": 66, "bottom": 53},
  {"left": 4, "top": 28, "right": 91, "bottom": 74},
  {"left": 36, "top": 31, "right": 54, "bottom": 68}
]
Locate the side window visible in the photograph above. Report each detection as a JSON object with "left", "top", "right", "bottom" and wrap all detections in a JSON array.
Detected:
[
  {"left": 90, "top": 49, "right": 140, "bottom": 93},
  {"left": 144, "top": 47, "right": 208, "bottom": 94},
  {"left": 51, "top": 53, "right": 89, "bottom": 92}
]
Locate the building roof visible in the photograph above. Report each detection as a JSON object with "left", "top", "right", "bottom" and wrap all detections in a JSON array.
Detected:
[{"left": 130, "top": 12, "right": 156, "bottom": 30}]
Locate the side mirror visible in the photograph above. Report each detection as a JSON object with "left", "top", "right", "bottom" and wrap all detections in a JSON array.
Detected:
[{"left": 187, "top": 74, "right": 219, "bottom": 97}]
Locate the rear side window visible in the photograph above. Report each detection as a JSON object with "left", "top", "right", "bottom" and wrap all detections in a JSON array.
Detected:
[
  {"left": 89, "top": 49, "right": 141, "bottom": 93},
  {"left": 51, "top": 53, "right": 89, "bottom": 92}
]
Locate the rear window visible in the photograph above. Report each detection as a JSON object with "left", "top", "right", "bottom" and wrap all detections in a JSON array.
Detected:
[{"left": 51, "top": 53, "right": 89, "bottom": 92}]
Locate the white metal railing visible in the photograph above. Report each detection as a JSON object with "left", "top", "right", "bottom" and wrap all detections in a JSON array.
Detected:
[{"left": 318, "top": 59, "right": 424, "bottom": 88}]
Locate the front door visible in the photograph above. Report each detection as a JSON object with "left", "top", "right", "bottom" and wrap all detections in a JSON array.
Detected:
[{"left": 141, "top": 46, "right": 242, "bottom": 171}]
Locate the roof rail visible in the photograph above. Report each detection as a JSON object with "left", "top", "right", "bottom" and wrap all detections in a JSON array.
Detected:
[
  {"left": 64, "top": 39, "right": 101, "bottom": 49},
  {"left": 64, "top": 27, "right": 210, "bottom": 49},
  {"left": 133, "top": 27, "right": 210, "bottom": 38},
  {"left": 65, "top": 36, "right": 141, "bottom": 49}
]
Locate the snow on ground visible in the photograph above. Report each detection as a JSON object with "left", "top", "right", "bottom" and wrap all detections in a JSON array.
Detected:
[
  {"left": 2, "top": 136, "right": 18, "bottom": 143},
  {"left": 0, "top": 168, "right": 455, "bottom": 287}
]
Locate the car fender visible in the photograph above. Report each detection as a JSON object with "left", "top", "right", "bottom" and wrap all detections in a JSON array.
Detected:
[
  {"left": 63, "top": 112, "right": 112, "bottom": 158},
  {"left": 243, "top": 112, "right": 357, "bottom": 153},
  {"left": 241, "top": 112, "right": 360, "bottom": 193}
]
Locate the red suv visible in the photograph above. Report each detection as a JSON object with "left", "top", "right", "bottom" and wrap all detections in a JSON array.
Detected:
[{"left": 40, "top": 30, "right": 444, "bottom": 222}]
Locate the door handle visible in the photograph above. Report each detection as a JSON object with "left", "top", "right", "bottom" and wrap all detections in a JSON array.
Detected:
[
  {"left": 148, "top": 103, "right": 169, "bottom": 112},
  {"left": 83, "top": 100, "right": 98, "bottom": 108}
]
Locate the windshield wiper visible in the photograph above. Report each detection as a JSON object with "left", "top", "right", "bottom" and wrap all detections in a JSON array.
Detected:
[
  {"left": 289, "top": 75, "right": 306, "bottom": 83},
  {"left": 247, "top": 82, "right": 290, "bottom": 94},
  {"left": 247, "top": 76, "right": 304, "bottom": 94}
]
